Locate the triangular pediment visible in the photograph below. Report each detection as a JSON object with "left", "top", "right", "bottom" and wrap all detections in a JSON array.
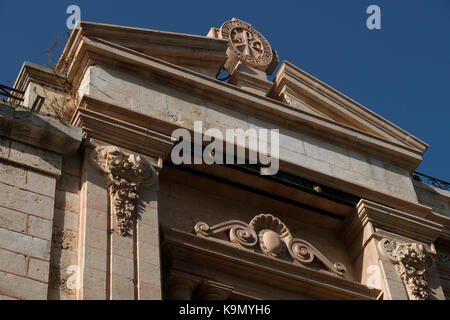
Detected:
[
  {"left": 57, "top": 22, "right": 428, "bottom": 172},
  {"left": 58, "top": 21, "right": 228, "bottom": 78},
  {"left": 270, "top": 61, "right": 428, "bottom": 154}
]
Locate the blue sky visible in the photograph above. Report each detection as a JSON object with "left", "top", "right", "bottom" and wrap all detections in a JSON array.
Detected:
[{"left": 1, "top": 0, "right": 449, "bottom": 181}]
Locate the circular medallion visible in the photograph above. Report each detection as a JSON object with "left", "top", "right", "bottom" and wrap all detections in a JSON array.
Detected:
[{"left": 220, "top": 19, "right": 273, "bottom": 69}]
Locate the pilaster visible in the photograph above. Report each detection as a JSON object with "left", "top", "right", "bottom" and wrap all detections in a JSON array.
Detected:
[
  {"left": 78, "top": 141, "right": 164, "bottom": 300},
  {"left": 342, "top": 199, "right": 445, "bottom": 300}
]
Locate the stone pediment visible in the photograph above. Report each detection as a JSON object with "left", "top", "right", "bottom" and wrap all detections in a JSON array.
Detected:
[
  {"left": 58, "top": 21, "right": 428, "bottom": 172},
  {"left": 57, "top": 21, "right": 229, "bottom": 78},
  {"left": 270, "top": 61, "right": 428, "bottom": 155}
]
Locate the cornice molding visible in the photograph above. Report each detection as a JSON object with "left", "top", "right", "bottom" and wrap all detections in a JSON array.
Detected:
[
  {"left": 344, "top": 199, "right": 444, "bottom": 245},
  {"left": 13, "top": 61, "right": 67, "bottom": 94},
  {"left": 61, "top": 35, "right": 424, "bottom": 172},
  {"left": 72, "top": 95, "right": 174, "bottom": 163},
  {"left": 162, "top": 226, "right": 381, "bottom": 300},
  {"left": 270, "top": 61, "right": 428, "bottom": 154}
]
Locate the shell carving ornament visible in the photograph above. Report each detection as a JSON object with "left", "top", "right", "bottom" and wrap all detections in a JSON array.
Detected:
[
  {"left": 220, "top": 18, "right": 273, "bottom": 69},
  {"left": 379, "top": 238, "right": 433, "bottom": 300},
  {"left": 194, "top": 214, "right": 346, "bottom": 277},
  {"left": 92, "top": 146, "right": 157, "bottom": 236}
]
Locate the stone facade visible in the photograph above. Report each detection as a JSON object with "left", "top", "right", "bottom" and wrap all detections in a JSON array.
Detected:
[{"left": 0, "top": 18, "right": 448, "bottom": 300}]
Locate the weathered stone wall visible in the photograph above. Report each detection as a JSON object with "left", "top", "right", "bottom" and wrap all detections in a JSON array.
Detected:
[
  {"left": 413, "top": 180, "right": 450, "bottom": 218},
  {"left": 0, "top": 140, "right": 59, "bottom": 299},
  {"left": 47, "top": 154, "right": 81, "bottom": 299},
  {"left": 158, "top": 166, "right": 357, "bottom": 282},
  {"left": 0, "top": 102, "right": 82, "bottom": 300},
  {"left": 78, "top": 65, "right": 418, "bottom": 204}
]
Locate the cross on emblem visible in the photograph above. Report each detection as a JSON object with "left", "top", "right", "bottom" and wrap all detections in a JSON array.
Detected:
[
  {"left": 231, "top": 28, "right": 263, "bottom": 59},
  {"left": 219, "top": 18, "right": 273, "bottom": 70}
]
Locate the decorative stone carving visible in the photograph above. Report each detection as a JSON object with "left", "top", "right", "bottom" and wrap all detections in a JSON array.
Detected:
[
  {"left": 220, "top": 18, "right": 273, "bottom": 70},
  {"left": 91, "top": 146, "right": 157, "bottom": 236},
  {"left": 379, "top": 238, "right": 433, "bottom": 300},
  {"left": 194, "top": 214, "right": 346, "bottom": 277},
  {"left": 249, "top": 214, "right": 291, "bottom": 257}
]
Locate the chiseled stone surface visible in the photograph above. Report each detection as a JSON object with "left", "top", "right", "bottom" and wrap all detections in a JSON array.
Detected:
[
  {"left": 1, "top": 20, "right": 448, "bottom": 301},
  {"left": 0, "top": 227, "right": 51, "bottom": 260},
  {"left": 0, "top": 182, "right": 54, "bottom": 220},
  {"left": 82, "top": 64, "right": 419, "bottom": 203},
  {"left": 0, "top": 271, "right": 48, "bottom": 300},
  {"left": 8, "top": 141, "right": 62, "bottom": 176},
  {"left": 413, "top": 179, "right": 450, "bottom": 218}
]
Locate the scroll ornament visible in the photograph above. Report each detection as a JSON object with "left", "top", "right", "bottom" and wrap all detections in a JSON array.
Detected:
[
  {"left": 92, "top": 146, "right": 157, "bottom": 236},
  {"left": 194, "top": 214, "right": 346, "bottom": 277},
  {"left": 379, "top": 238, "right": 433, "bottom": 300}
]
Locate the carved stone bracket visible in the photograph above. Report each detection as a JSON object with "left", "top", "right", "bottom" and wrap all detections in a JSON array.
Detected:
[
  {"left": 91, "top": 146, "right": 157, "bottom": 236},
  {"left": 379, "top": 238, "right": 434, "bottom": 300},
  {"left": 194, "top": 214, "right": 346, "bottom": 277}
]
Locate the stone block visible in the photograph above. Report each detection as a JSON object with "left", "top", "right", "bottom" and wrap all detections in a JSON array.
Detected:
[
  {"left": 26, "top": 169, "right": 56, "bottom": 198},
  {"left": 55, "top": 189, "right": 79, "bottom": 214},
  {"left": 0, "top": 227, "right": 51, "bottom": 260},
  {"left": 50, "top": 246, "right": 77, "bottom": 270},
  {"left": 139, "top": 241, "right": 160, "bottom": 266},
  {"left": 111, "top": 254, "right": 134, "bottom": 278},
  {"left": 57, "top": 172, "right": 79, "bottom": 194},
  {"left": 8, "top": 141, "right": 61, "bottom": 176},
  {"left": 83, "top": 266, "right": 106, "bottom": 292},
  {"left": 62, "top": 154, "right": 81, "bottom": 177},
  {"left": 0, "top": 160, "right": 26, "bottom": 187},
  {"left": 85, "top": 208, "right": 107, "bottom": 230},
  {"left": 0, "top": 207, "right": 26, "bottom": 233},
  {"left": 0, "top": 271, "right": 47, "bottom": 300},
  {"left": 111, "top": 274, "right": 134, "bottom": 300},
  {"left": 53, "top": 209, "right": 79, "bottom": 232},
  {"left": 111, "top": 234, "right": 133, "bottom": 259},
  {"left": 140, "top": 262, "right": 161, "bottom": 286},
  {"left": 27, "top": 215, "right": 53, "bottom": 240},
  {"left": 51, "top": 227, "right": 77, "bottom": 252},
  {"left": 85, "top": 227, "right": 107, "bottom": 251},
  {"left": 84, "top": 246, "right": 107, "bottom": 272},
  {"left": 0, "top": 183, "right": 54, "bottom": 220},
  {"left": 0, "top": 249, "right": 26, "bottom": 275},
  {"left": 28, "top": 258, "right": 50, "bottom": 282}
]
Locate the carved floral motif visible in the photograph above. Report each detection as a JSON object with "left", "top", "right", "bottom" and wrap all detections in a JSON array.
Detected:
[
  {"left": 92, "top": 146, "right": 157, "bottom": 236},
  {"left": 194, "top": 214, "right": 346, "bottom": 277},
  {"left": 379, "top": 238, "right": 433, "bottom": 300}
]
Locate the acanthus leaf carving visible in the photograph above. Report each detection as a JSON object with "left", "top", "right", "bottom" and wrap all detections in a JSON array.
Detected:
[
  {"left": 91, "top": 146, "right": 157, "bottom": 237},
  {"left": 379, "top": 238, "right": 433, "bottom": 300},
  {"left": 194, "top": 213, "right": 346, "bottom": 277}
]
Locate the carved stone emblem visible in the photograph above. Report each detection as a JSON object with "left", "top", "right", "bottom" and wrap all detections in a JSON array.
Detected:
[
  {"left": 194, "top": 214, "right": 346, "bottom": 277},
  {"left": 379, "top": 238, "right": 433, "bottom": 300},
  {"left": 91, "top": 146, "right": 157, "bottom": 236},
  {"left": 220, "top": 18, "right": 273, "bottom": 70}
]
